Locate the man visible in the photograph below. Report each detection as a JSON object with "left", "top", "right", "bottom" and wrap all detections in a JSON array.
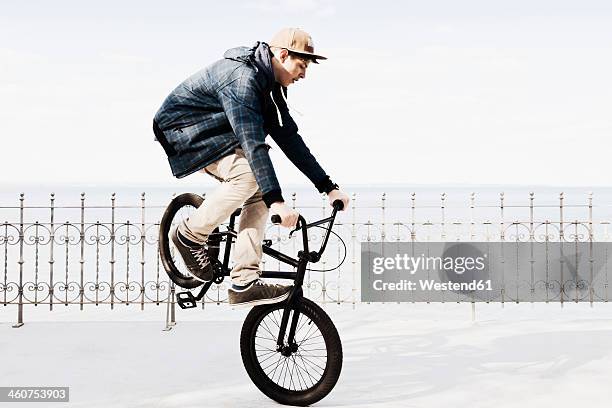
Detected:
[{"left": 153, "top": 28, "right": 349, "bottom": 306}]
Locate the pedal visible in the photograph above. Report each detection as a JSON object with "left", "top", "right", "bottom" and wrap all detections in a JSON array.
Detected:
[
  {"left": 176, "top": 291, "right": 197, "bottom": 309},
  {"left": 263, "top": 239, "right": 272, "bottom": 247}
]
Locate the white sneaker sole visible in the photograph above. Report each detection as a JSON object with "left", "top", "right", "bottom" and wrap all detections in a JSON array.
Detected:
[
  {"left": 229, "top": 291, "right": 291, "bottom": 308},
  {"left": 185, "top": 270, "right": 210, "bottom": 283}
]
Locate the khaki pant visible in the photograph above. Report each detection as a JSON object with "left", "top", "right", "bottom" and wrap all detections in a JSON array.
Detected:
[{"left": 178, "top": 148, "right": 269, "bottom": 285}]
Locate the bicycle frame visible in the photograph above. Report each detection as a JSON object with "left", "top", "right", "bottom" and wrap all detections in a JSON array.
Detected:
[{"left": 187, "top": 201, "right": 343, "bottom": 349}]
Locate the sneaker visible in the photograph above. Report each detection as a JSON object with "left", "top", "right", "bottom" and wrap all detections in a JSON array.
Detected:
[
  {"left": 170, "top": 226, "right": 213, "bottom": 282},
  {"left": 228, "top": 279, "right": 293, "bottom": 307}
]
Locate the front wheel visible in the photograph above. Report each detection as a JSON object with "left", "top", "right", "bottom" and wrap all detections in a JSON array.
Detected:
[{"left": 240, "top": 298, "right": 342, "bottom": 406}]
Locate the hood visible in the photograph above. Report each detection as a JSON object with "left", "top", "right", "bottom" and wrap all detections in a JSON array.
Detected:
[
  {"left": 223, "top": 41, "right": 275, "bottom": 92},
  {"left": 224, "top": 41, "right": 294, "bottom": 127}
]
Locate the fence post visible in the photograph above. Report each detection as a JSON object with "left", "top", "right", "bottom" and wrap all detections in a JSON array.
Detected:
[
  {"left": 410, "top": 192, "right": 416, "bottom": 243},
  {"left": 500, "top": 192, "right": 505, "bottom": 307},
  {"left": 559, "top": 192, "right": 565, "bottom": 308},
  {"left": 588, "top": 192, "right": 594, "bottom": 307},
  {"left": 440, "top": 192, "right": 446, "bottom": 242},
  {"left": 2, "top": 222, "right": 7, "bottom": 306},
  {"left": 381, "top": 192, "right": 386, "bottom": 305},
  {"left": 410, "top": 192, "right": 416, "bottom": 306},
  {"left": 470, "top": 192, "right": 476, "bottom": 321},
  {"left": 440, "top": 192, "right": 445, "bottom": 304},
  {"left": 320, "top": 192, "right": 327, "bottom": 304},
  {"left": 79, "top": 193, "right": 85, "bottom": 310},
  {"left": 351, "top": 192, "right": 357, "bottom": 309},
  {"left": 13, "top": 193, "right": 25, "bottom": 328},
  {"left": 110, "top": 193, "right": 116, "bottom": 309},
  {"left": 141, "top": 192, "right": 146, "bottom": 311},
  {"left": 529, "top": 192, "right": 535, "bottom": 303},
  {"left": 49, "top": 193, "right": 55, "bottom": 311}
]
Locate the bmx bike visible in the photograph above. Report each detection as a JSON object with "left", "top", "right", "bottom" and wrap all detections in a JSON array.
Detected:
[{"left": 158, "top": 193, "right": 345, "bottom": 406}]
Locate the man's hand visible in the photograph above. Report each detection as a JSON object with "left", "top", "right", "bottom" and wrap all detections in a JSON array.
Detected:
[
  {"left": 270, "top": 202, "right": 299, "bottom": 228},
  {"left": 327, "top": 189, "right": 350, "bottom": 211}
]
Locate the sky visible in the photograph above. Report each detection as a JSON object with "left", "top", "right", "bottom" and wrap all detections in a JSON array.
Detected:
[{"left": 1, "top": 0, "right": 611, "bottom": 188}]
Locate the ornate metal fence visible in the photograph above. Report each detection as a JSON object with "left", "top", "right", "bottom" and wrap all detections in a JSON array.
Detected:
[{"left": 1, "top": 190, "right": 610, "bottom": 326}]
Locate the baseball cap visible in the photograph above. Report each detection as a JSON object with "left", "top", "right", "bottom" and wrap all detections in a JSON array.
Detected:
[{"left": 269, "top": 28, "right": 327, "bottom": 63}]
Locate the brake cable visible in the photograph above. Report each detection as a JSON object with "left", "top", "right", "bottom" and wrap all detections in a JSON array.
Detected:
[{"left": 303, "top": 225, "right": 347, "bottom": 272}]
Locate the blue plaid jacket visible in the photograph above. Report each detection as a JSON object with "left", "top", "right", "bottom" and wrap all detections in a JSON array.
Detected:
[{"left": 153, "top": 41, "right": 335, "bottom": 207}]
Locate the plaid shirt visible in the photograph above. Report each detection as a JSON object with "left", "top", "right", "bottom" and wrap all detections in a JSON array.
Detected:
[{"left": 153, "top": 42, "right": 335, "bottom": 206}]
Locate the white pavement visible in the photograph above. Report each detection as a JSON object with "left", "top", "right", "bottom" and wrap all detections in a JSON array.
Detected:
[{"left": 2, "top": 302, "right": 612, "bottom": 407}]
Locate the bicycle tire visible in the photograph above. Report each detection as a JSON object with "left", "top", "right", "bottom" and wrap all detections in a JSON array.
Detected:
[
  {"left": 158, "top": 193, "right": 220, "bottom": 289},
  {"left": 240, "top": 297, "right": 342, "bottom": 406}
]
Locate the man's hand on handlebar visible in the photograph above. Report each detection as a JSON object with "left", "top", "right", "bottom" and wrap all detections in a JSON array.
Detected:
[
  {"left": 327, "top": 189, "right": 350, "bottom": 211},
  {"left": 270, "top": 202, "right": 299, "bottom": 228},
  {"left": 270, "top": 189, "right": 348, "bottom": 228}
]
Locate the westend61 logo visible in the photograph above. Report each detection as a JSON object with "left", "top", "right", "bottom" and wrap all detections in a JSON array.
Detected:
[
  {"left": 372, "top": 253, "right": 487, "bottom": 275},
  {"left": 362, "top": 243, "right": 492, "bottom": 301},
  {"left": 361, "top": 242, "right": 612, "bottom": 302}
]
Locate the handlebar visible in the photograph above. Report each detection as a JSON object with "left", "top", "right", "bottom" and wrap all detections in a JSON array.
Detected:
[
  {"left": 270, "top": 199, "right": 344, "bottom": 225},
  {"left": 269, "top": 199, "right": 344, "bottom": 263}
]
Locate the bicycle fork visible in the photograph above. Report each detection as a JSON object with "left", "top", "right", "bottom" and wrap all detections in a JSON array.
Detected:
[{"left": 276, "top": 252, "right": 309, "bottom": 355}]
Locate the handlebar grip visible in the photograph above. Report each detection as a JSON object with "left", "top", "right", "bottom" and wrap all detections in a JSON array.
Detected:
[
  {"left": 271, "top": 214, "right": 282, "bottom": 224},
  {"left": 332, "top": 199, "right": 344, "bottom": 211}
]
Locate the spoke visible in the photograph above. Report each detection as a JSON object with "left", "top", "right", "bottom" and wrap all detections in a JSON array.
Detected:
[
  {"left": 296, "top": 352, "right": 321, "bottom": 385},
  {"left": 297, "top": 331, "right": 319, "bottom": 348},
  {"left": 296, "top": 321, "right": 317, "bottom": 345},
  {"left": 255, "top": 334, "right": 276, "bottom": 342},
  {"left": 298, "top": 341, "right": 325, "bottom": 351},
  {"left": 255, "top": 349, "right": 277, "bottom": 357},
  {"left": 255, "top": 342, "right": 277, "bottom": 353},
  {"left": 296, "top": 351, "right": 326, "bottom": 372},
  {"left": 264, "top": 353, "right": 284, "bottom": 376},
  {"left": 271, "top": 358, "right": 282, "bottom": 384},
  {"left": 288, "top": 357, "right": 297, "bottom": 390},
  {"left": 259, "top": 319, "right": 278, "bottom": 340},
  {"left": 258, "top": 350, "right": 280, "bottom": 365},
  {"left": 269, "top": 309, "right": 282, "bottom": 330},
  {"left": 256, "top": 349, "right": 277, "bottom": 355},
  {"left": 291, "top": 355, "right": 306, "bottom": 390},
  {"left": 297, "top": 350, "right": 328, "bottom": 358},
  {"left": 278, "top": 357, "right": 288, "bottom": 386},
  {"left": 282, "top": 357, "right": 290, "bottom": 389},
  {"left": 298, "top": 354, "right": 327, "bottom": 359},
  {"left": 274, "top": 357, "right": 283, "bottom": 385},
  {"left": 295, "top": 313, "right": 311, "bottom": 334},
  {"left": 298, "top": 332, "right": 323, "bottom": 347},
  {"left": 261, "top": 353, "right": 282, "bottom": 372},
  {"left": 296, "top": 362, "right": 323, "bottom": 382},
  {"left": 296, "top": 352, "right": 326, "bottom": 373},
  {"left": 255, "top": 344, "right": 276, "bottom": 352}
]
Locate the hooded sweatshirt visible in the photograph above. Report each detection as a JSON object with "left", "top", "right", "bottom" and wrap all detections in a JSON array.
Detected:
[{"left": 153, "top": 41, "right": 336, "bottom": 207}]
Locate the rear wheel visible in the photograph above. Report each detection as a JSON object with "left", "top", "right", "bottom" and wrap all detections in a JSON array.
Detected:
[
  {"left": 240, "top": 298, "right": 343, "bottom": 406},
  {"left": 158, "top": 193, "right": 221, "bottom": 289}
]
